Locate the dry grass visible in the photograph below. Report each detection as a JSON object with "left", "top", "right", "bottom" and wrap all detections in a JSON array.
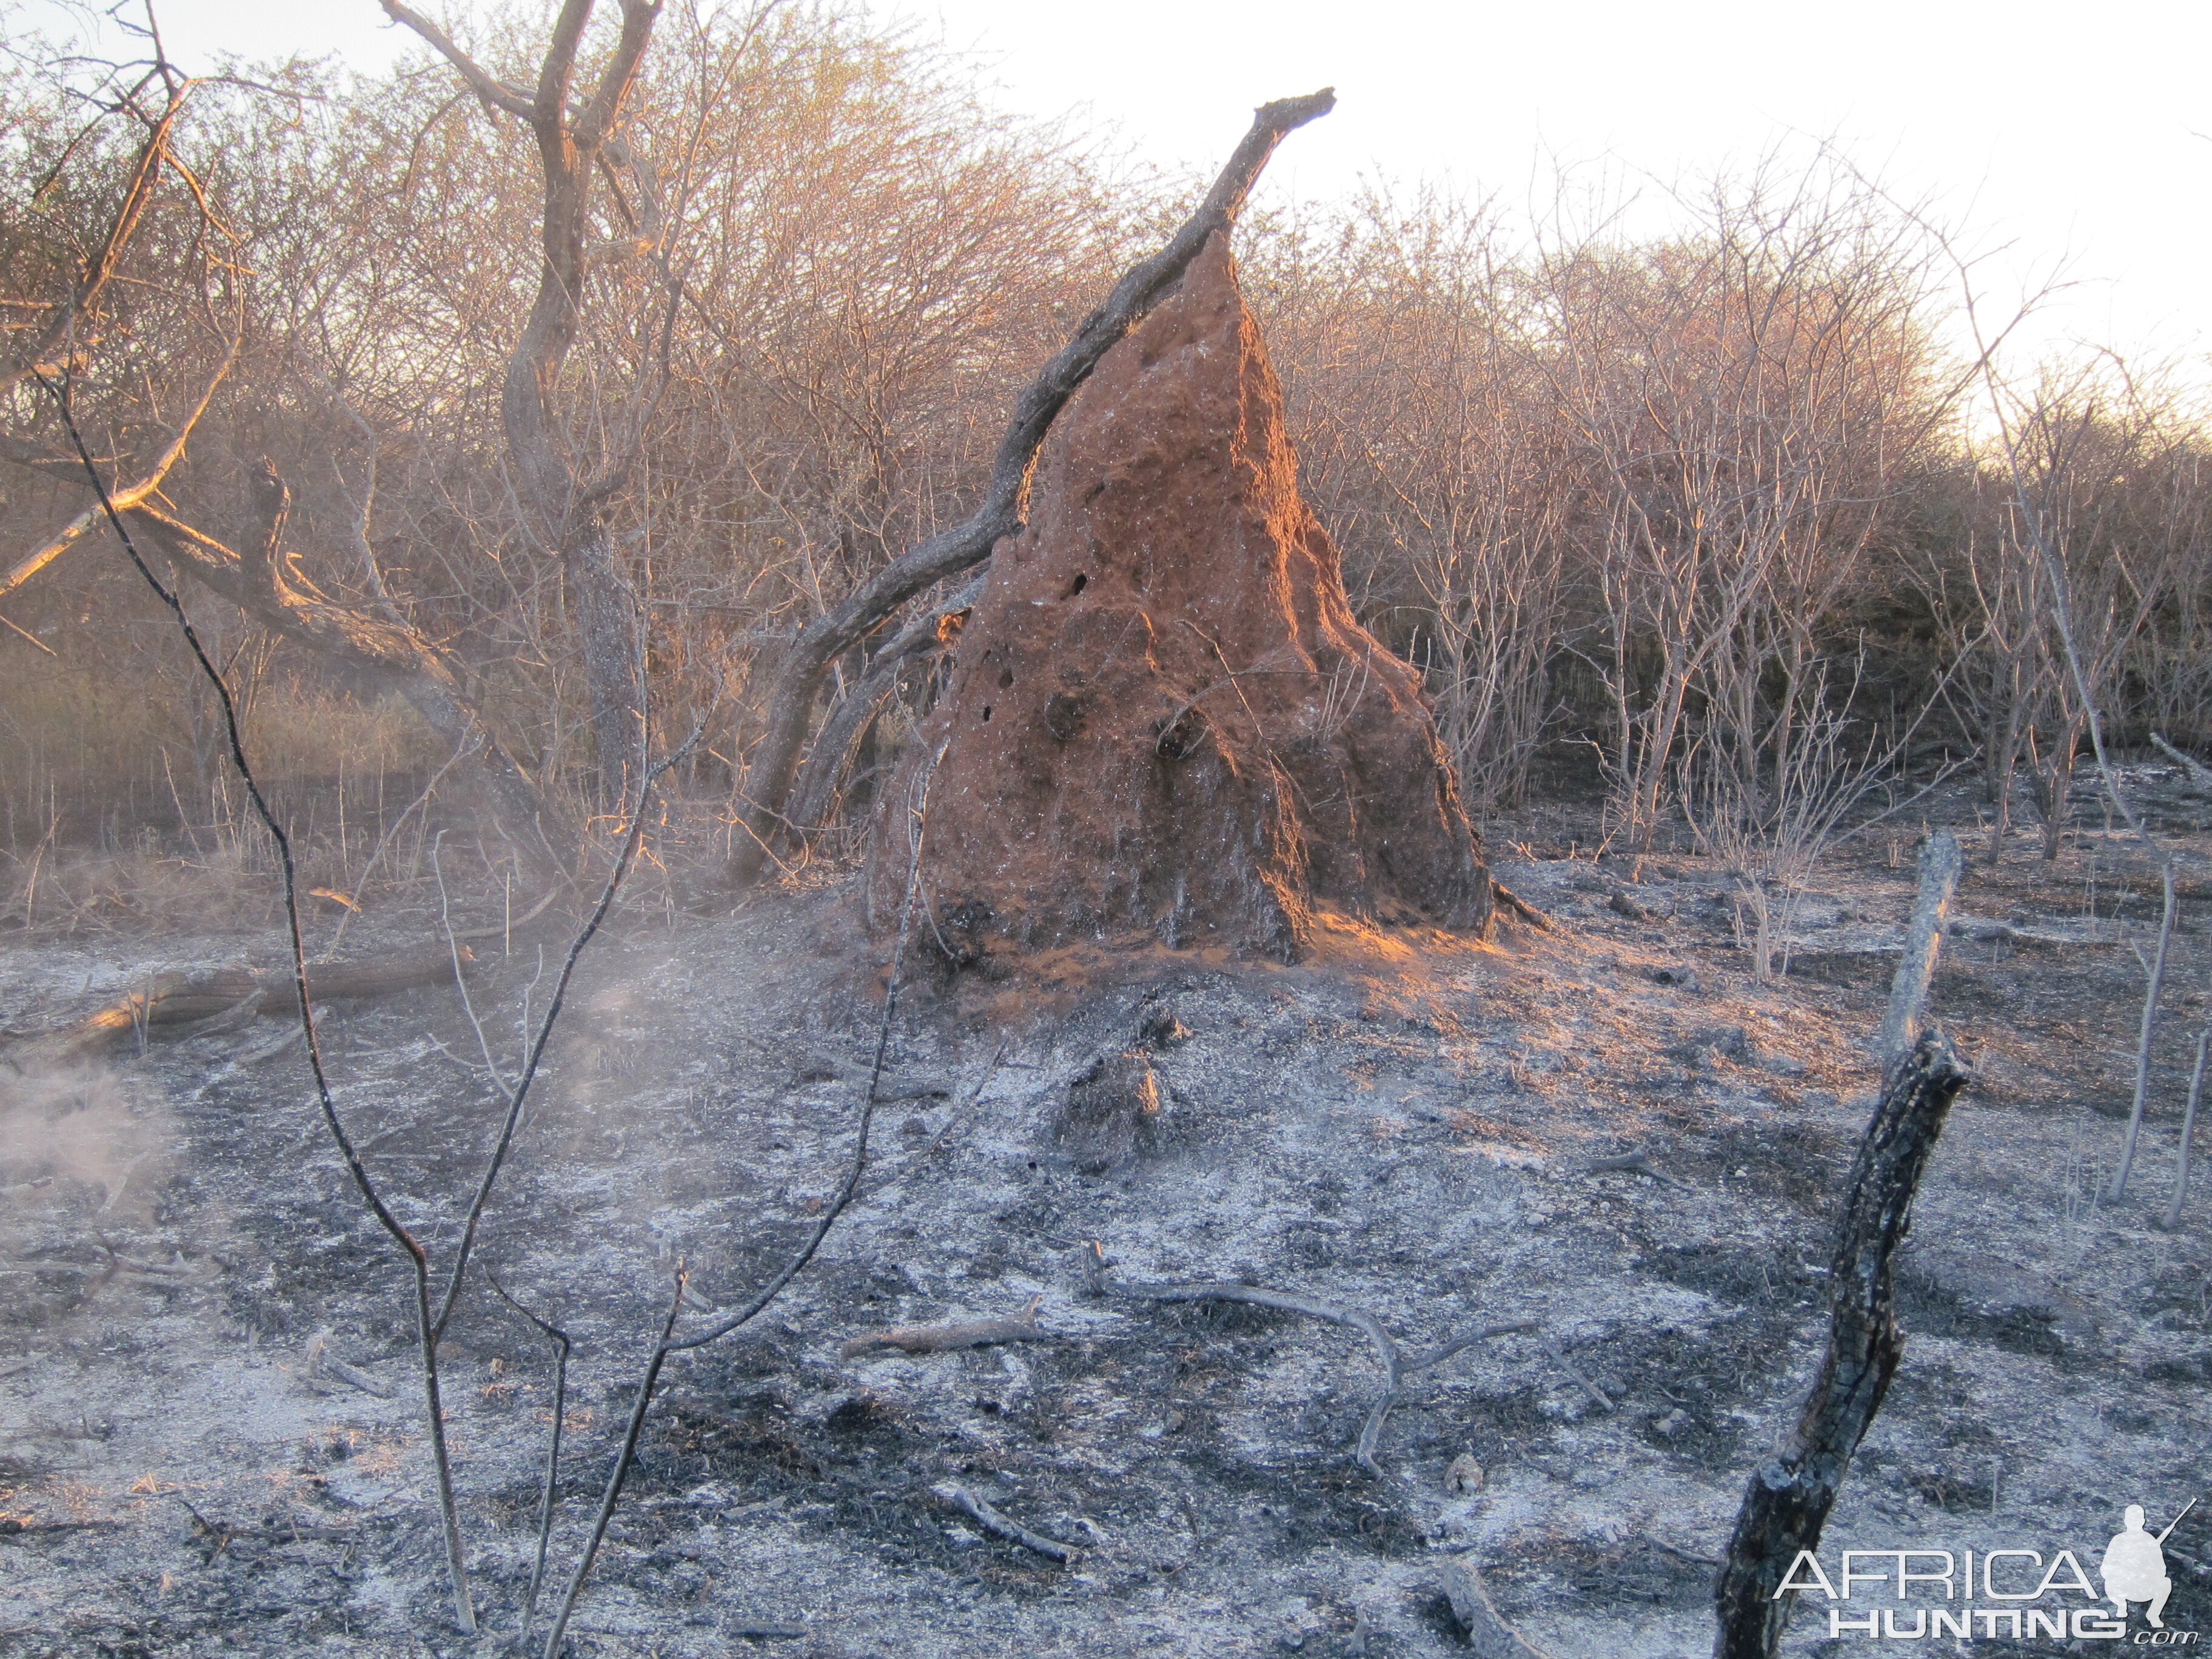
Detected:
[{"left": 0, "top": 651, "right": 448, "bottom": 937}]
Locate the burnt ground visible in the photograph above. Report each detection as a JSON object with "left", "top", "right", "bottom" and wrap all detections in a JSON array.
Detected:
[{"left": 2, "top": 765, "right": 2211, "bottom": 1658}]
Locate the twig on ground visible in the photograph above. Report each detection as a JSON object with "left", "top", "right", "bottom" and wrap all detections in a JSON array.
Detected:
[
  {"left": 839, "top": 1295, "right": 1052, "bottom": 1359},
  {"left": 1650, "top": 1537, "right": 1723, "bottom": 1568},
  {"left": 1490, "top": 882, "right": 1553, "bottom": 933},
  {"left": 1581, "top": 1151, "right": 1691, "bottom": 1190},
  {"left": 324, "top": 1357, "right": 392, "bottom": 1398},
  {"left": 1078, "top": 1241, "right": 1407, "bottom": 1477},
  {"left": 1538, "top": 1336, "right": 1614, "bottom": 1413},
  {"left": 1403, "top": 1321, "right": 1541, "bottom": 1373},
  {"left": 939, "top": 1485, "right": 1084, "bottom": 1563},
  {"left": 1439, "top": 1555, "right": 1556, "bottom": 1658}
]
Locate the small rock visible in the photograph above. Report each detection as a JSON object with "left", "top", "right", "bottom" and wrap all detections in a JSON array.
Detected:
[{"left": 1444, "top": 1453, "right": 1484, "bottom": 1494}]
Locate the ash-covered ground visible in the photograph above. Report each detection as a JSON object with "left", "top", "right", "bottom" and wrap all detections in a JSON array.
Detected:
[{"left": 3, "top": 779, "right": 2211, "bottom": 1658}]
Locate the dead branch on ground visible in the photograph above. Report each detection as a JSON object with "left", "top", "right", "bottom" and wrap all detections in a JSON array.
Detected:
[
  {"left": 1537, "top": 1335, "right": 1613, "bottom": 1413},
  {"left": 939, "top": 1484, "right": 1084, "bottom": 1563},
  {"left": 1439, "top": 1555, "right": 1557, "bottom": 1659},
  {"left": 1077, "top": 1240, "right": 1528, "bottom": 1479},
  {"left": 1581, "top": 1151, "right": 1690, "bottom": 1190},
  {"left": 1489, "top": 882, "right": 1553, "bottom": 932},
  {"left": 839, "top": 1295, "right": 1052, "bottom": 1359},
  {"left": 10, "top": 948, "right": 474, "bottom": 1067}
]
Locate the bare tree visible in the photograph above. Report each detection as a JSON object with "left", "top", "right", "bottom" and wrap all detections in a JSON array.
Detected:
[{"left": 381, "top": 0, "right": 675, "bottom": 805}]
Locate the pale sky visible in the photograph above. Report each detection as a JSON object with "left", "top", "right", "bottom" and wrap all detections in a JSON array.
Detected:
[{"left": 17, "top": 0, "right": 2212, "bottom": 389}]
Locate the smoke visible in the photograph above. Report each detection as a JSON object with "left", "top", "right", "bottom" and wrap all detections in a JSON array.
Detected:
[{"left": 0, "top": 1063, "right": 173, "bottom": 1228}]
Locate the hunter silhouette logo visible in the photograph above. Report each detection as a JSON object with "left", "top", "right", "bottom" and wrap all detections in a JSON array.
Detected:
[
  {"left": 2104, "top": 1500, "right": 2194, "bottom": 1629},
  {"left": 1774, "top": 1497, "right": 2202, "bottom": 1642}
]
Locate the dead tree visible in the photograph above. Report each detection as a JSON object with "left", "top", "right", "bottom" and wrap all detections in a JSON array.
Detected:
[
  {"left": 727, "top": 88, "right": 1338, "bottom": 883},
  {"left": 383, "top": 0, "right": 669, "bottom": 805},
  {"left": 1710, "top": 1030, "right": 1972, "bottom": 1659},
  {"left": 4, "top": 443, "right": 571, "bottom": 873}
]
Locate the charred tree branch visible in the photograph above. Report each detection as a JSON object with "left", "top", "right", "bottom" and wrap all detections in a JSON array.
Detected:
[
  {"left": 1078, "top": 1239, "right": 1435, "bottom": 1480},
  {"left": 1710, "top": 1030, "right": 1971, "bottom": 1659}
]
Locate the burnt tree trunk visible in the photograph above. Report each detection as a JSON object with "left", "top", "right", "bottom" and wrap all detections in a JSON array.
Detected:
[{"left": 1710, "top": 1031, "right": 1971, "bottom": 1659}]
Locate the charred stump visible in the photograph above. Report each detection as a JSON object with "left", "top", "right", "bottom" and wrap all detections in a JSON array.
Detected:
[{"left": 1710, "top": 1030, "right": 1972, "bottom": 1659}]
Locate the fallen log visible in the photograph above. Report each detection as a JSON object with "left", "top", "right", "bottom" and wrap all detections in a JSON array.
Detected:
[
  {"left": 838, "top": 1295, "right": 1052, "bottom": 1360},
  {"left": 10, "top": 945, "right": 474, "bottom": 1065}
]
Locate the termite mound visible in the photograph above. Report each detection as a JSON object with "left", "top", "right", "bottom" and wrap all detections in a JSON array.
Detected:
[{"left": 866, "top": 231, "right": 1491, "bottom": 963}]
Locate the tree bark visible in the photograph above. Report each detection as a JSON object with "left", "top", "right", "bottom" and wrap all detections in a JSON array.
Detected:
[
  {"left": 726, "top": 89, "right": 1337, "bottom": 885},
  {"left": 787, "top": 577, "right": 981, "bottom": 833},
  {"left": 566, "top": 520, "right": 646, "bottom": 802},
  {"left": 1710, "top": 1031, "right": 1971, "bottom": 1659}
]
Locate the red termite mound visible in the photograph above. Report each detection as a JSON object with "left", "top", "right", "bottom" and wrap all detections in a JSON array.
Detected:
[{"left": 864, "top": 231, "right": 1492, "bottom": 961}]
